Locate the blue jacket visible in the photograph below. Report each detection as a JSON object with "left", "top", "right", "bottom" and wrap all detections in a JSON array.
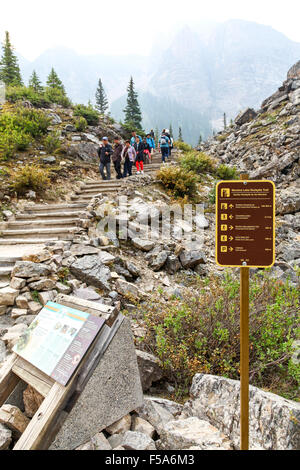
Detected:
[
  {"left": 159, "top": 135, "right": 170, "bottom": 148},
  {"left": 130, "top": 135, "right": 142, "bottom": 146},
  {"left": 146, "top": 137, "right": 155, "bottom": 149}
]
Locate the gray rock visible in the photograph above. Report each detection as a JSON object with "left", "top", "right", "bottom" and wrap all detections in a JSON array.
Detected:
[
  {"left": 159, "top": 417, "right": 232, "bottom": 450},
  {"left": 136, "top": 397, "right": 175, "bottom": 434},
  {"left": 132, "top": 238, "right": 155, "bottom": 252},
  {"left": 150, "top": 251, "right": 168, "bottom": 271},
  {"left": 136, "top": 350, "right": 164, "bottom": 391},
  {"left": 179, "top": 250, "right": 206, "bottom": 268},
  {"left": 65, "top": 124, "right": 76, "bottom": 132},
  {"left": 125, "top": 261, "right": 140, "bottom": 278},
  {"left": 91, "top": 432, "right": 112, "bottom": 450},
  {"left": 70, "top": 255, "right": 112, "bottom": 290},
  {"left": 132, "top": 416, "right": 155, "bottom": 438},
  {"left": 10, "top": 278, "right": 26, "bottom": 290},
  {"left": 120, "top": 431, "right": 156, "bottom": 450},
  {"left": 115, "top": 279, "right": 142, "bottom": 300},
  {"left": 195, "top": 215, "right": 209, "bottom": 229},
  {"left": 70, "top": 245, "right": 100, "bottom": 256},
  {"left": 235, "top": 108, "right": 257, "bottom": 126},
  {"left": 42, "top": 156, "right": 56, "bottom": 164},
  {"left": 38, "top": 290, "right": 56, "bottom": 306},
  {"left": 183, "top": 373, "right": 300, "bottom": 450},
  {"left": 12, "top": 261, "right": 52, "bottom": 279},
  {"left": 55, "top": 282, "right": 72, "bottom": 295},
  {"left": 165, "top": 255, "right": 181, "bottom": 274},
  {"left": 73, "top": 287, "right": 102, "bottom": 301},
  {"left": 0, "top": 287, "right": 19, "bottom": 306},
  {"left": 28, "top": 279, "right": 56, "bottom": 291},
  {"left": 106, "top": 415, "right": 131, "bottom": 435},
  {"left": 2, "top": 324, "right": 27, "bottom": 350}
]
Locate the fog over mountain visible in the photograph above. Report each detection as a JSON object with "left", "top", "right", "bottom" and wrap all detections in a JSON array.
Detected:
[{"left": 11, "top": 19, "right": 300, "bottom": 144}]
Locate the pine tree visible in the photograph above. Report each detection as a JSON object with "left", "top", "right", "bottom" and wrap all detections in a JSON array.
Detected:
[
  {"left": 123, "top": 77, "right": 142, "bottom": 129},
  {"left": 95, "top": 78, "right": 108, "bottom": 114},
  {"left": 223, "top": 112, "right": 227, "bottom": 129},
  {"left": 178, "top": 127, "right": 183, "bottom": 142},
  {"left": 155, "top": 127, "right": 159, "bottom": 143},
  {"left": 46, "top": 68, "right": 65, "bottom": 94},
  {"left": 169, "top": 124, "right": 173, "bottom": 138},
  {"left": 0, "top": 32, "right": 23, "bottom": 86},
  {"left": 29, "top": 70, "right": 43, "bottom": 93},
  {"left": 197, "top": 134, "right": 202, "bottom": 146}
]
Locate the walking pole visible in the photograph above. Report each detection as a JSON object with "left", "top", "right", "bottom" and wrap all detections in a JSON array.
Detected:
[{"left": 240, "top": 173, "right": 249, "bottom": 450}]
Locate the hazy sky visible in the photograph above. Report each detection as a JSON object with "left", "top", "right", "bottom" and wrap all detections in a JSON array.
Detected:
[{"left": 1, "top": 0, "right": 300, "bottom": 60}]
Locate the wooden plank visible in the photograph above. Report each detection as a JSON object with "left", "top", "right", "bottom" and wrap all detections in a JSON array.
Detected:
[
  {"left": 12, "top": 357, "right": 54, "bottom": 398},
  {"left": 0, "top": 354, "right": 20, "bottom": 406},
  {"left": 13, "top": 381, "right": 73, "bottom": 450}
]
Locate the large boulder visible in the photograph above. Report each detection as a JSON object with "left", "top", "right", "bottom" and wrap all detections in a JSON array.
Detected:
[
  {"left": 0, "top": 286, "right": 19, "bottom": 306},
  {"left": 12, "top": 261, "right": 52, "bottom": 279},
  {"left": 159, "top": 417, "right": 232, "bottom": 450},
  {"left": 234, "top": 108, "right": 257, "bottom": 126},
  {"left": 68, "top": 142, "right": 98, "bottom": 163},
  {"left": 183, "top": 374, "right": 300, "bottom": 450},
  {"left": 287, "top": 60, "right": 300, "bottom": 80},
  {"left": 70, "top": 255, "right": 111, "bottom": 290},
  {"left": 132, "top": 238, "right": 155, "bottom": 252},
  {"left": 277, "top": 187, "right": 300, "bottom": 215},
  {"left": 179, "top": 250, "right": 206, "bottom": 268},
  {"left": 136, "top": 350, "right": 164, "bottom": 391}
]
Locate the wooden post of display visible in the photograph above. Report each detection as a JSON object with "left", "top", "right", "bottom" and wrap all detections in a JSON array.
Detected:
[{"left": 240, "top": 173, "right": 249, "bottom": 450}]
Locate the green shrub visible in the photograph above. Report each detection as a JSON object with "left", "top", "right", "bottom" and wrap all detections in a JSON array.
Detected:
[
  {"left": 180, "top": 151, "right": 216, "bottom": 175},
  {"left": 157, "top": 166, "right": 198, "bottom": 201},
  {"left": 137, "top": 271, "right": 300, "bottom": 399},
  {"left": 44, "top": 131, "right": 61, "bottom": 153},
  {"left": 74, "top": 104, "right": 99, "bottom": 126},
  {"left": 216, "top": 164, "right": 238, "bottom": 180},
  {"left": 74, "top": 116, "right": 88, "bottom": 132},
  {"left": 44, "top": 87, "right": 72, "bottom": 107},
  {"left": 10, "top": 164, "right": 51, "bottom": 195},
  {"left": 173, "top": 140, "right": 192, "bottom": 153},
  {"left": 6, "top": 86, "right": 50, "bottom": 108}
]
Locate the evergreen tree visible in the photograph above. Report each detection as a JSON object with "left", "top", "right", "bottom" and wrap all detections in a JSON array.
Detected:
[
  {"left": 169, "top": 123, "right": 173, "bottom": 138},
  {"left": 178, "top": 127, "right": 183, "bottom": 142},
  {"left": 155, "top": 127, "right": 159, "bottom": 143},
  {"left": 95, "top": 78, "right": 109, "bottom": 114},
  {"left": 197, "top": 134, "right": 202, "bottom": 146},
  {"left": 29, "top": 70, "right": 43, "bottom": 93},
  {"left": 123, "top": 77, "right": 142, "bottom": 129},
  {"left": 0, "top": 31, "right": 23, "bottom": 86},
  {"left": 46, "top": 68, "right": 65, "bottom": 94},
  {"left": 223, "top": 112, "right": 227, "bottom": 129}
]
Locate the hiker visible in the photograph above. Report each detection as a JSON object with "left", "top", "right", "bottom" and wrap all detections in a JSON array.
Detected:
[
  {"left": 146, "top": 133, "right": 155, "bottom": 156},
  {"left": 143, "top": 136, "right": 152, "bottom": 164},
  {"left": 135, "top": 136, "right": 145, "bottom": 174},
  {"left": 112, "top": 137, "right": 123, "bottom": 179},
  {"left": 130, "top": 130, "right": 142, "bottom": 147},
  {"left": 122, "top": 140, "right": 136, "bottom": 177},
  {"left": 158, "top": 132, "right": 170, "bottom": 163},
  {"left": 165, "top": 129, "right": 173, "bottom": 158},
  {"left": 98, "top": 137, "right": 113, "bottom": 180},
  {"left": 150, "top": 129, "right": 155, "bottom": 139}
]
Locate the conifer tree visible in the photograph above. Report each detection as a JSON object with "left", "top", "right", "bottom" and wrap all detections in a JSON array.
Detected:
[
  {"left": 223, "top": 112, "right": 227, "bottom": 129},
  {"left": 178, "top": 127, "right": 183, "bottom": 142},
  {"left": 169, "top": 123, "right": 173, "bottom": 138},
  {"left": 197, "top": 134, "right": 202, "bottom": 146},
  {"left": 123, "top": 76, "right": 142, "bottom": 129},
  {"left": 95, "top": 78, "right": 109, "bottom": 114},
  {"left": 46, "top": 68, "right": 65, "bottom": 94},
  {"left": 0, "top": 32, "right": 23, "bottom": 86},
  {"left": 29, "top": 70, "right": 43, "bottom": 92},
  {"left": 155, "top": 127, "right": 159, "bottom": 143}
]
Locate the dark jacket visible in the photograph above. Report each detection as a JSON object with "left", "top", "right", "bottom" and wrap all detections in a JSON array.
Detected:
[
  {"left": 98, "top": 144, "right": 113, "bottom": 164},
  {"left": 136, "top": 142, "right": 147, "bottom": 162},
  {"left": 112, "top": 143, "right": 123, "bottom": 163}
]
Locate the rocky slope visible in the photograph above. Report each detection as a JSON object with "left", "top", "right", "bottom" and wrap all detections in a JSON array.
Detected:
[{"left": 200, "top": 60, "right": 300, "bottom": 281}]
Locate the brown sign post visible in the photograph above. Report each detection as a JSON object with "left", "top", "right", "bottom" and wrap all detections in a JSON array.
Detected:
[{"left": 216, "top": 175, "right": 275, "bottom": 450}]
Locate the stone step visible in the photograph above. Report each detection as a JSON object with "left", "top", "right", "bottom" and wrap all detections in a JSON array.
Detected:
[
  {"left": 23, "top": 203, "right": 88, "bottom": 213},
  {"left": 1, "top": 227, "right": 80, "bottom": 240},
  {"left": 78, "top": 184, "right": 123, "bottom": 192},
  {"left": 0, "top": 266, "right": 13, "bottom": 277},
  {"left": 15, "top": 211, "right": 84, "bottom": 220},
  {"left": 8, "top": 218, "right": 80, "bottom": 229},
  {"left": 0, "top": 238, "right": 59, "bottom": 245},
  {"left": 77, "top": 186, "right": 122, "bottom": 195},
  {"left": 71, "top": 191, "right": 119, "bottom": 201}
]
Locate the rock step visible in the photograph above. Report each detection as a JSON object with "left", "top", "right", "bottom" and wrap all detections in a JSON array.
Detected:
[
  {"left": 15, "top": 211, "right": 84, "bottom": 220},
  {"left": 0, "top": 238, "right": 59, "bottom": 245},
  {"left": 71, "top": 191, "right": 118, "bottom": 201},
  {"left": 77, "top": 185, "right": 123, "bottom": 193},
  {"left": 1, "top": 227, "right": 80, "bottom": 240},
  {"left": 0, "top": 256, "right": 22, "bottom": 264},
  {"left": 0, "top": 266, "right": 13, "bottom": 277},
  {"left": 23, "top": 203, "right": 88, "bottom": 212},
  {"left": 7, "top": 218, "right": 81, "bottom": 228}
]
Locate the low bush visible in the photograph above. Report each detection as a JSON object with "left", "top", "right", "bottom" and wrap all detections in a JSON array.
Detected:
[
  {"left": 43, "top": 87, "right": 72, "bottom": 108},
  {"left": 157, "top": 166, "right": 198, "bottom": 201},
  {"left": 216, "top": 164, "right": 238, "bottom": 180},
  {"left": 173, "top": 141, "right": 192, "bottom": 153},
  {"left": 44, "top": 131, "right": 61, "bottom": 153},
  {"left": 5, "top": 86, "right": 50, "bottom": 108},
  {"left": 180, "top": 151, "right": 216, "bottom": 176},
  {"left": 74, "top": 104, "right": 99, "bottom": 126},
  {"left": 10, "top": 164, "right": 51, "bottom": 195},
  {"left": 75, "top": 116, "right": 88, "bottom": 132},
  {"left": 137, "top": 271, "right": 300, "bottom": 399}
]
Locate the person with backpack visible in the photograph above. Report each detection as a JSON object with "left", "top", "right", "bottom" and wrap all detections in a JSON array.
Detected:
[
  {"left": 143, "top": 136, "right": 152, "bottom": 164},
  {"left": 146, "top": 133, "right": 155, "bottom": 157},
  {"left": 97, "top": 137, "right": 113, "bottom": 180},
  {"left": 135, "top": 136, "right": 145, "bottom": 174},
  {"left": 130, "top": 130, "right": 142, "bottom": 147},
  {"left": 122, "top": 140, "right": 136, "bottom": 177},
  {"left": 164, "top": 129, "right": 173, "bottom": 158},
  {"left": 158, "top": 132, "right": 170, "bottom": 163},
  {"left": 112, "top": 137, "right": 124, "bottom": 179}
]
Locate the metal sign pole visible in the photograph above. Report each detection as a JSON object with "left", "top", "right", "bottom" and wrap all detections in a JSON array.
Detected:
[{"left": 240, "top": 173, "right": 249, "bottom": 450}]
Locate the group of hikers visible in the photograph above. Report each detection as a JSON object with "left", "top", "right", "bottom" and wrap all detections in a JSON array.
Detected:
[{"left": 97, "top": 129, "right": 174, "bottom": 180}]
